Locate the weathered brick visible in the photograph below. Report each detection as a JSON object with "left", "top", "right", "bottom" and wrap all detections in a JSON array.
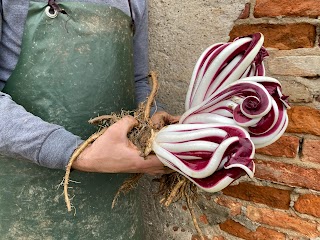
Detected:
[
  {"left": 279, "top": 79, "right": 312, "bottom": 103},
  {"left": 294, "top": 194, "right": 320, "bottom": 218},
  {"left": 222, "top": 182, "right": 291, "bottom": 209},
  {"left": 302, "top": 139, "right": 320, "bottom": 164},
  {"left": 219, "top": 219, "right": 286, "bottom": 240},
  {"left": 238, "top": 3, "right": 250, "bottom": 19},
  {"left": 214, "top": 195, "right": 242, "bottom": 216},
  {"left": 254, "top": 0, "right": 320, "bottom": 18},
  {"left": 256, "top": 136, "right": 300, "bottom": 158},
  {"left": 267, "top": 55, "right": 320, "bottom": 77},
  {"left": 255, "top": 160, "right": 320, "bottom": 191},
  {"left": 286, "top": 106, "right": 320, "bottom": 136},
  {"left": 246, "top": 206, "right": 320, "bottom": 237},
  {"left": 229, "top": 24, "right": 316, "bottom": 50}
]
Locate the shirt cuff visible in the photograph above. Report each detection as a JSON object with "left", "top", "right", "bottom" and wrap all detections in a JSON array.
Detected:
[{"left": 38, "top": 128, "right": 83, "bottom": 170}]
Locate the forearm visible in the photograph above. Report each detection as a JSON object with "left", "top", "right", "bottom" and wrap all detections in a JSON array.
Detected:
[{"left": 0, "top": 92, "right": 83, "bottom": 169}]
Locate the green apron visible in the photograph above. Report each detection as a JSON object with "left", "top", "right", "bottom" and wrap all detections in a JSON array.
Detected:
[{"left": 1, "top": 1, "right": 142, "bottom": 239}]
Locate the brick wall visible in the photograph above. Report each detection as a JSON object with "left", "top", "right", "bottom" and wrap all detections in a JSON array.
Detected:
[
  {"left": 209, "top": 1, "right": 320, "bottom": 239},
  {"left": 145, "top": 1, "right": 320, "bottom": 239}
]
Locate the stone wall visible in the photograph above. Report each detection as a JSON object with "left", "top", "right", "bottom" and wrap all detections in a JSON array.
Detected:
[{"left": 143, "top": 0, "right": 320, "bottom": 239}]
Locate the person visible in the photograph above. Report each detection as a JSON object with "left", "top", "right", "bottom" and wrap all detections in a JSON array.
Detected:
[{"left": 0, "top": 0, "right": 177, "bottom": 239}]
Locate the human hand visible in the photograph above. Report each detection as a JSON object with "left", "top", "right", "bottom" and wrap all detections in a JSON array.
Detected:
[
  {"left": 72, "top": 115, "right": 169, "bottom": 175},
  {"left": 151, "top": 111, "right": 180, "bottom": 130}
]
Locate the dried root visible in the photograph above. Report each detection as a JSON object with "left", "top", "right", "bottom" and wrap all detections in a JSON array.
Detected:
[
  {"left": 144, "top": 71, "right": 159, "bottom": 122},
  {"left": 109, "top": 72, "right": 159, "bottom": 207},
  {"left": 156, "top": 173, "right": 198, "bottom": 204},
  {"left": 155, "top": 172, "right": 204, "bottom": 239},
  {"left": 64, "top": 128, "right": 107, "bottom": 212},
  {"left": 185, "top": 191, "right": 205, "bottom": 240},
  {"left": 63, "top": 72, "right": 159, "bottom": 212},
  {"left": 111, "top": 173, "right": 144, "bottom": 209}
]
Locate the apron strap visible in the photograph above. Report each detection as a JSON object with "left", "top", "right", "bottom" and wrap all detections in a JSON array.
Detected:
[
  {"left": 127, "top": 0, "right": 135, "bottom": 34},
  {"left": 0, "top": 0, "right": 3, "bottom": 16},
  {"left": 47, "top": 0, "right": 66, "bottom": 14}
]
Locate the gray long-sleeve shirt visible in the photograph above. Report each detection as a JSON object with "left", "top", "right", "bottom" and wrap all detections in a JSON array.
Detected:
[{"left": 0, "top": 0, "right": 155, "bottom": 169}]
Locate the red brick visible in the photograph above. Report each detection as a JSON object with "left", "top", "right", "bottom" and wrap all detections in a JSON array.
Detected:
[
  {"left": 229, "top": 24, "right": 316, "bottom": 50},
  {"left": 286, "top": 106, "right": 320, "bottom": 136},
  {"left": 212, "top": 237, "right": 225, "bottom": 240},
  {"left": 199, "top": 214, "right": 209, "bottom": 225},
  {"left": 204, "top": 193, "right": 212, "bottom": 201},
  {"left": 191, "top": 235, "right": 210, "bottom": 240},
  {"left": 238, "top": 3, "right": 250, "bottom": 19},
  {"left": 302, "top": 139, "right": 320, "bottom": 164},
  {"left": 254, "top": 0, "right": 320, "bottom": 18},
  {"left": 256, "top": 136, "right": 300, "bottom": 158},
  {"left": 219, "top": 219, "right": 285, "bottom": 240},
  {"left": 255, "top": 160, "right": 320, "bottom": 191},
  {"left": 289, "top": 238, "right": 307, "bottom": 240},
  {"left": 222, "top": 182, "right": 291, "bottom": 209},
  {"left": 246, "top": 206, "right": 320, "bottom": 237},
  {"left": 214, "top": 195, "right": 242, "bottom": 216},
  {"left": 294, "top": 194, "right": 320, "bottom": 218}
]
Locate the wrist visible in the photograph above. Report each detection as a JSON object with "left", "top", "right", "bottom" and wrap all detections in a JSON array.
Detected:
[{"left": 71, "top": 144, "right": 95, "bottom": 172}]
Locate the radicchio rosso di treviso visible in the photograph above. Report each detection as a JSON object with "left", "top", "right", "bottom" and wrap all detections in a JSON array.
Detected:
[{"left": 152, "top": 33, "right": 290, "bottom": 192}]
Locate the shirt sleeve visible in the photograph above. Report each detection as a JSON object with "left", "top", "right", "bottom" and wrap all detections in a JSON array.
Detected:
[
  {"left": 132, "top": 1, "right": 165, "bottom": 114},
  {"left": 0, "top": 92, "right": 83, "bottom": 169},
  {"left": 0, "top": 2, "right": 2, "bottom": 39}
]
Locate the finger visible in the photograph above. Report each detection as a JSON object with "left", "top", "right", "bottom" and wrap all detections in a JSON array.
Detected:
[
  {"left": 144, "top": 166, "right": 175, "bottom": 175},
  {"left": 152, "top": 111, "right": 180, "bottom": 124},
  {"left": 130, "top": 154, "right": 175, "bottom": 175},
  {"left": 151, "top": 112, "right": 180, "bottom": 130},
  {"left": 142, "top": 154, "right": 165, "bottom": 168},
  {"left": 145, "top": 154, "right": 176, "bottom": 173},
  {"left": 163, "top": 167, "right": 175, "bottom": 174},
  {"left": 167, "top": 114, "right": 180, "bottom": 124},
  {"left": 161, "top": 111, "right": 180, "bottom": 124},
  {"left": 145, "top": 155, "right": 175, "bottom": 173},
  {"left": 152, "top": 120, "right": 165, "bottom": 130},
  {"left": 117, "top": 115, "right": 138, "bottom": 132},
  {"left": 150, "top": 112, "right": 166, "bottom": 129},
  {"left": 105, "top": 115, "right": 138, "bottom": 139}
]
